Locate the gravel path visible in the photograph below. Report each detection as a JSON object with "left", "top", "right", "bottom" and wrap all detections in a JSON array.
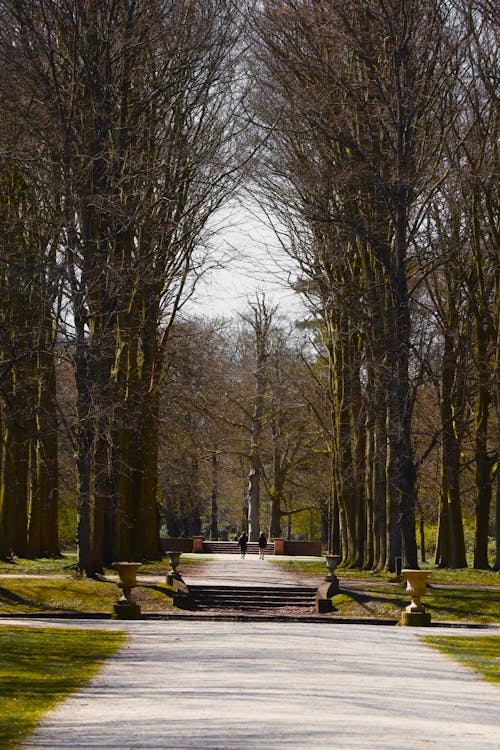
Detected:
[{"left": 3, "top": 617, "right": 497, "bottom": 750}]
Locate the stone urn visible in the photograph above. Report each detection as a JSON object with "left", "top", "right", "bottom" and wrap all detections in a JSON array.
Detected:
[
  {"left": 166, "top": 551, "right": 182, "bottom": 587},
  {"left": 112, "top": 562, "right": 142, "bottom": 619},
  {"left": 325, "top": 553, "right": 341, "bottom": 582},
  {"left": 315, "top": 553, "right": 341, "bottom": 614},
  {"left": 401, "top": 569, "right": 431, "bottom": 626}
]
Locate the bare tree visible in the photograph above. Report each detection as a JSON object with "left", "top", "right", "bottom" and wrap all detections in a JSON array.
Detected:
[
  {"left": 249, "top": 0, "right": 464, "bottom": 568},
  {"left": 1, "top": 0, "right": 245, "bottom": 572},
  {"left": 240, "top": 296, "right": 276, "bottom": 540}
]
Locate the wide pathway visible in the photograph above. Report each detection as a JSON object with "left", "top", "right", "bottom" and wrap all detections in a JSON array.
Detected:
[
  {"left": 180, "top": 552, "right": 320, "bottom": 588},
  {"left": 4, "top": 617, "right": 498, "bottom": 750}
]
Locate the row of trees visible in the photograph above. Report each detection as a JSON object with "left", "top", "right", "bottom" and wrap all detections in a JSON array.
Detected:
[
  {"left": 247, "top": 0, "right": 498, "bottom": 569},
  {"left": 0, "top": 1, "right": 497, "bottom": 572},
  {"left": 148, "top": 292, "right": 498, "bottom": 571},
  {"left": 157, "top": 304, "right": 327, "bottom": 544},
  {"left": 0, "top": 0, "right": 246, "bottom": 573}
]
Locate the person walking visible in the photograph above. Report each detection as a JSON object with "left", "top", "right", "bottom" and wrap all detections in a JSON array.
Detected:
[
  {"left": 238, "top": 531, "right": 248, "bottom": 559},
  {"left": 258, "top": 531, "right": 267, "bottom": 560}
]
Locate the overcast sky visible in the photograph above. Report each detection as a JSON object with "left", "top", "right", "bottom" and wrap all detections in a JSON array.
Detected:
[{"left": 185, "top": 203, "right": 307, "bottom": 321}]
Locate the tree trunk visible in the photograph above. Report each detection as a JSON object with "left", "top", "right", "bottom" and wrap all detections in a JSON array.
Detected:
[
  {"left": 38, "top": 347, "right": 60, "bottom": 556},
  {"left": 419, "top": 516, "right": 426, "bottom": 564},
  {"left": 74, "top": 334, "right": 94, "bottom": 575},
  {"left": 210, "top": 451, "right": 219, "bottom": 540},
  {"left": 247, "top": 466, "right": 260, "bottom": 542},
  {"left": 438, "top": 329, "right": 467, "bottom": 568},
  {"left": 473, "top": 333, "right": 493, "bottom": 569},
  {"left": 246, "top": 299, "right": 272, "bottom": 541}
]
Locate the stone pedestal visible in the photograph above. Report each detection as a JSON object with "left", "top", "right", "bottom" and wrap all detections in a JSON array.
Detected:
[
  {"left": 315, "top": 580, "right": 339, "bottom": 613},
  {"left": 113, "top": 600, "right": 142, "bottom": 619},
  {"left": 273, "top": 538, "right": 285, "bottom": 555},
  {"left": 315, "top": 554, "right": 341, "bottom": 613},
  {"left": 192, "top": 536, "right": 204, "bottom": 553},
  {"left": 400, "top": 610, "right": 432, "bottom": 627}
]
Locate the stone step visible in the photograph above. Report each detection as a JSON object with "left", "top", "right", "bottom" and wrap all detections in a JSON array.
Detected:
[
  {"left": 188, "top": 584, "right": 317, "bottom": 611},
  {"left": 202, "top": 541, "right": 275, "bottom": 554}
]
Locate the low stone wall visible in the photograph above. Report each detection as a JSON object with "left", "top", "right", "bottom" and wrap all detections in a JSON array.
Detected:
[
  {"left": 160, "top": 537, "right": 194, "bottom": 553},
  {"left": 282, "top": 540, "right": 323, "bottom": 556},
  {"left": 160, "top": 537, "right": 324, "bottom": 556}
]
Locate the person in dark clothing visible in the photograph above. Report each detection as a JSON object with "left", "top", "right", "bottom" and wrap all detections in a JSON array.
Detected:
[
  {"left": 238, "top": 531, "right": 248, "bottom": 559},
  {"left": 258, "top": 531, "right": 267, "bottom": 560}
]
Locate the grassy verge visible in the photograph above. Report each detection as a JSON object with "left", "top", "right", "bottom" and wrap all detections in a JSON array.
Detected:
[
  {"left": 270, "top": 558, "right": 500, "bottom": 586},
  {"left": 136, "top": 554, "right": 211, "bottom": 576},
  {"left": 271, "top": 559, "right": 499, "bottom": 622},
  {"left": 0, "top": 577, "right": 175, "bottom": 615},
  {"left": 423, "top": 635, "right": 500, "bottom": 685},
  {"left": 0, "top": 553, "right": 211, "bottom": 615},
  {"left": 329, "top": 585, "right": 500, "bottom": 623},
  {"left": 0, "top": 626, "right": 126, "bottom": 749},
  {"left": 0, "top": 553, "right": 77, "bottom": 575},
  {"left": 0, "top": 553, "right": 209, "bottom": 578}
]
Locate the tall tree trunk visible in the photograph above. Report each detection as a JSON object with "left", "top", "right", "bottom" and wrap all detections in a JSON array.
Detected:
[
  {"left": 438, "top": 330, "right": 467, "bottom": 568},
  {"left": 74, "top": 332, "right": 94, "bottom": 575},
  {"left": 247, "top": 465, "right": 260, "bottom": 542},
  {"left": 210, "top": 451, "right": 219, "bottom": 540},
  {"left": 246, "top": 299, "right": 272, "bottom": 541},
  {"left": 473, "top": 324, "right": 493, "bottom": 569},
  {"left": 494, "top": 291, "right": 500, "bottom": 571},
  {"left": 37, "top": 345, "right": 59, "bottom": 556}
]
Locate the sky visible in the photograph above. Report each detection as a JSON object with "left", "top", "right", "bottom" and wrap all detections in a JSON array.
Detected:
[{"left": 185, "top": 203, "right": 308, "bottom": 322}]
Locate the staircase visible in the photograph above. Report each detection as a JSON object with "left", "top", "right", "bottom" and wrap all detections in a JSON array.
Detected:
[
  {"left": 202, "top": 541, "right": 275, "bottom": 555},
  {"left": 187, "top": 584, "right": 316, "bottom": 612}
]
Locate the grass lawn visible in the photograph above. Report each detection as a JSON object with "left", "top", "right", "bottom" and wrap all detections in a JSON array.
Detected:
[
  {"left": 0, "top": 626, "right": 126, "bottom": 749},
  {"left": 0, "top": 552, "right": 77, "bottom": 576},
  {"left": 137, "top": 554, "right": 212, "bottom": 576},
  {"left": 0, "top": 553, "right": 211, "bottom": 615},
  {"left": 270, "top": 557, "right": 500, "bottom": 586},
  {"left": 423, "top": 635, "right": 500, "bottom": 685},
  {"left": 1, "top": 554, "right": 498, "bottom": 622},
  {"left": 328, "top": 584, "right": 500, "bottom": 623},
  {"left": 0, "top": 552, "right": 209, "bottom": 578},
  {"left": 271, "top": 559, "right": 500, "bottom": 623},
  {"left": 0, "top": 577, "right": 176, "bottom": 615}
]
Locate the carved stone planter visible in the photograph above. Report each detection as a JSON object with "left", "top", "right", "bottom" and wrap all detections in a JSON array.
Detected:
[
  {"left": 166, "top": 551, "right": 182, "bottom": 587},
  {"left": 112, "top": 562, "right": 142, "bottom": 620},
  {"left": 325, "top": 554, "right": 341, "bottom": 582},
  {"left": 401, "top": 569, "right": 431, "bottom": 626}
]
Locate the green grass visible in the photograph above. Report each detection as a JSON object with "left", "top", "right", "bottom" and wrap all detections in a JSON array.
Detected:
[
  {"left": 424, "top": 586, "right": 500, "bottom": 623},
  {"left": 1, "top": 554, "right": 498, "bottom": 622},
  {"left": 0, "top": 626, "right": 126, "bottom": 749},
  {"left": 0, "top": 577, "right": 175, "bottom": 615},
  {"left": 419, "top": 565, "right": 499, "bottom": 586},
  {"left": 0, "top": 552, "right": 77, "bottom": 575},
  {"left": 0, "top": 553, "right": 209, "bottom": 615},
  {"left": 270, "top": 558, "right": 395, "bottom": 581},
  {"left": 0, "top": 552, "right": 209, "bottom": 578},
  {"left": 270, "top": 557, "right": 500, "bottom": 586},
  {"left": 328, "top": 584, "right": 500, "bottom": 623},
  {"left": 423, "top": 636, "right": 500, "bottom": 685},
  {"left": 133, "top": 554, "right": 211, "bottom": 576}
]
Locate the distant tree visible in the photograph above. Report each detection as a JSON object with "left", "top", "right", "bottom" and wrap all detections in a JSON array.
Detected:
[{"left": 241, "top": 296, "right": 276, "bottom": 540}]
